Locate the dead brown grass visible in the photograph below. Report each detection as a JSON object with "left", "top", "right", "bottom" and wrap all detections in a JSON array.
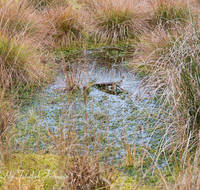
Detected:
[
  {"left": 26, "top": 0, "right": 67, "bottom": 10},
  {"left": 138, "top": 25, "right": 183, "bottom": 61}
]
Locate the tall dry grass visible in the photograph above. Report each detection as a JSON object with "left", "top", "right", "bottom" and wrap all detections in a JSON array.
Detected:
[
  {"left": 1, "top": 0, "right": 200, "bottom": 189},
  {"left": 138, "top": 25, "right": 184, "bottom": 61},
  {"left": 26, "top": 0, "right": 67, "bottom": 10},
  {"left": 136, "top": 18, "right": 200, "bottom": 189},
  {"left": 0, "top": 0, "right": 40, "bottom": 37}
]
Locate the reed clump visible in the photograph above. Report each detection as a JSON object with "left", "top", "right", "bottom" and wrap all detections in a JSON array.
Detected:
[
  {"left": 64, "top": 154, "right": 104, "bottom": 189},
  {"left": 0, "top": 111, "right": 11, "bottom": 162},
  {"left": 63, "top": 64, "right": 82, "bottom": 93},
  {"left": 166, "top": 31, "right": 200, "bottom": 132},
  {"left": 148, "top": 26, "right": 200, "bottom": 132},
  {"left": 0, "top": 96, "right": 15, "bottom": 163},
  {"left": 138, "top": 26, "right": 183, "bottom": 61}
]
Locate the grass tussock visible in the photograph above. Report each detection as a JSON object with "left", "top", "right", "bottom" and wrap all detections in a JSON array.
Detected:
[
  {"left": 42, "top": 5, "right": 87, "bottom": 48},
  {"left": 64, "top": 154, "right": 104, "bottom": 189},
  {"left": 81, "top": 0, "right": 148, "bottom": 43},
  {"left": 0, "top": 34, "right": 49, "bottom": 88},
  {"left": 165, "top": 30, "right": 200, "bottom": 131},
  {"left": 150, "top": 0, "right": 191, "bottom": 26},
  {"left": 0, "top": 97, "right": 15, "bottom": 163},
  {"left": 0, "top": 0, "right": 40, "bottom": 37},
  {"left": 138, "top": 26, "right": 183, "bottom": 60},
  {"left": 144, "top": 25, "right": 200, "bottom": 130},
  {"left": 63, "top": 63, "right": 82, "bottom": 93}
]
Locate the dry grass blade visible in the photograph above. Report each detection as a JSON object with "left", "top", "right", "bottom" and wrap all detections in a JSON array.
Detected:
[
  {"left": 64, "top": 64, "right": 81, "bottom": 93},
  {"left": 0, "top": 101, "right": 14, "bottom": 162},
  {"left": 26, "top": 0, "right": 67, "bottom": 10},
  {"left": 137, "top": 20, "right": 200, "bottom": 189}
]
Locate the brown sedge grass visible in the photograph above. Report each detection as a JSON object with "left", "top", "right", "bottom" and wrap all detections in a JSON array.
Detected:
[
  {"left": 0, "top": 0, "right": 41, "bottom": 37},
  {"left": 0, "top": 0, "right": 139, "bottom": 189},
  {"left": 26, "top": 0, "right": 67, "bottom": 10},
  {"left": 80, "top": 0, "right": 149, "bottom": 44}
]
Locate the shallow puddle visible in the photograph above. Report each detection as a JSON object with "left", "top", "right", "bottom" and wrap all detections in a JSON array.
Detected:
[{"left": 17, "top": 50, "right": 152, "bottom": 162}]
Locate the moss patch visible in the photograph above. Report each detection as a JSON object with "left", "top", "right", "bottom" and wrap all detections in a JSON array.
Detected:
[{"left": 0, "top": 154, "right": 64, "bottom": 189}]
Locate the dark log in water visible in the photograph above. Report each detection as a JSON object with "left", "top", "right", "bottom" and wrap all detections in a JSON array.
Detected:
[
  {"left": 92, "top": 82, "right": 128, "bottom": 93},
  {"left": 93, "top": 82, "right": 119, "bottom": 88}
]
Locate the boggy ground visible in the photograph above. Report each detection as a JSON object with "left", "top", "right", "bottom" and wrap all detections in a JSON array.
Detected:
[{"left": 0, "top": 0, "right": 200, "bottom": 189}]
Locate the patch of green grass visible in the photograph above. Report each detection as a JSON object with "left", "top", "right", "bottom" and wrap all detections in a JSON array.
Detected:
[{"left": 0, "top": 154, "right": 63, "bottom": 189}]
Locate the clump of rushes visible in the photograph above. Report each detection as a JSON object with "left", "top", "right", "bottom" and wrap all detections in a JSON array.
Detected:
[
  {"left": 0, "top": 34, "right": 48, "bottom": 88},
  {"left": 42, "top": 5, "right": 86, "bottom": 48},
  {"left": 0, "top": 108, "right": 13, "bottom": 162},
  {"left": 81, "top": 0, "right": 148, "bottom": 43},
  {"left": 150, "top": 0, "right": 191, "bottom": 26},
  {"left": 0, "top": 0, "right": 39, "bottom": 37}
]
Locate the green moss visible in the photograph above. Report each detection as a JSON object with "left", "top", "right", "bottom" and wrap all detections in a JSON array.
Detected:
[{"left": 0, "top": 154, "right": 63, "bottom": 189}]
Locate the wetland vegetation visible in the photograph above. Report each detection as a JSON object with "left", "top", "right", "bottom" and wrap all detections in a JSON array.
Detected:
[{"left": 0, "top": 0, "right": 200, "bottom": 189}]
